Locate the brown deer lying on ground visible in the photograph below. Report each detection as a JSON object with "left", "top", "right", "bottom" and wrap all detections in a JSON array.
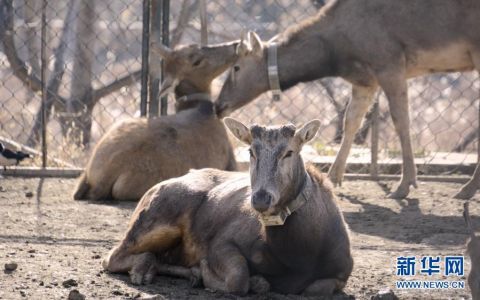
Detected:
[
  {"left": 103, "top": 118, "right": 353, "bottom": 296},
  {"left": 215, "top": 0, "right": 480, "bottom": 199},
  {"left": 464, "top": 202, "right": 480, "bottom": 300},
  {"left": 73, "top": 41, "right": 239, "bottom": 201}
]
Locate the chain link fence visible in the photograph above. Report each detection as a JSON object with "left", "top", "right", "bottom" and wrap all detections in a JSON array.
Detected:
[{"left": 0, "top": 0, "right": 478, "bottom": 176}]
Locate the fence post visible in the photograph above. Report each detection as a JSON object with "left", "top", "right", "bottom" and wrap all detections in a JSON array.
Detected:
[
  {"left": 148, "top": 0, "right": 162, "bottom": 118},
  {"left": 40, "top": 0, "right": 47, "bottom": 168},
  {"left": 140, "top": 0, "right": 151, "bottom": 117},
  {"left": 478, "top": 95, "right": 480, "bottom": 163},
  {"left": 199, "top": 0, "right": 207, "bottom": 45},
  {"left": 160, "top": 0, "right": 170, "bottom": 116},
  {"left": 370, "top": 100, "right": 379, "bottom": 179}
]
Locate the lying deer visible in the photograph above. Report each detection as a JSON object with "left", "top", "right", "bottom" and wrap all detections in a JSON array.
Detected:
[
  {"left": 73, "top": 41, "right": 239, "bottom": 201},
  {"left": 464, "top": 202, "right": 480, "bottom": 300},
  {"left": 215, "top": 0, "right": 480, "bottom": 199},
  {"left": 103, "top": 118, "right": 353, "bottom": 296}
]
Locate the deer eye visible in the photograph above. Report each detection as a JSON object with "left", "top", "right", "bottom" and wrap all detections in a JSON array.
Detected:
[
  {"left": 234, "top": 65, "right": 240, "bottom": 72},
  {"left": 192, "top": 58, "right": 203, "bottom": 67},
  {"left": 283, "top": 151, "right": 293, "bottom": 159}
]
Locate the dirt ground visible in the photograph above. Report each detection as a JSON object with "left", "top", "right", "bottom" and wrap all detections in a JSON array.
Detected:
[{"left": 0, "top": 176, "right": 478, "bottom": 300}]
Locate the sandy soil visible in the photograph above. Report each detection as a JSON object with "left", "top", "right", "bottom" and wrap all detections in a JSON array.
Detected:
[{"left": 0, "top": 177, "right": 478, "bottom": 300}]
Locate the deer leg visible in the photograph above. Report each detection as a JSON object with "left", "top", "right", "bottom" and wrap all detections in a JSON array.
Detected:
[
  {"left": 249, "top": 275, "right": 270, "bottom": 294},
  {"left": 455, "top": 55, "right": 480, "bottom": 199},
  {"left": 378, "top": 70, "right": 417, "bottom": 199},
  {"left": 103, "top": 199, "right": 183, "bottom": 285},
  {"left": 455, "top": 164, "right": 480, "bottom": 199},
  {"left": 328, "top": 84, "right": 377, "bottom": 186},
  {"left": 156, "top": 263, "right": 202, "bottom": 287},
  {"left": 302, "top": 278, "right": 346, "bottom": 296},
  {"left": 130, "top": 252, "right": 158, "bottom": 285},
  {"left": 200, "top": 244, "right": 250, "bottom": 295},
  {"left": 199, "top": 259, "right": 268, "bottom": 293},
  {"left": 102, "top": 244, "right": 157, "bottom": 285},
  {"left": 200, "top": 259, "right": 228, "bottom": 292}
]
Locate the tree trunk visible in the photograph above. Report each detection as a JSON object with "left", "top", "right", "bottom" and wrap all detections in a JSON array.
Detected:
[
  {"left": 453, "top": 129, "right": 477, "bottom": 152},
  {"left": 23, "top": 0, "right": 40, "bottom": 77},
  {"left": 63, "top": 0, "right": 96, "bottom": 147}
]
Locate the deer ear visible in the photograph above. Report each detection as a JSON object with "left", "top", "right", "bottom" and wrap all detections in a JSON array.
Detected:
[
  {"left": 295, "top": 119, "right": 321, "bottom": 145},
  {"left": 224, "top": 117, "right": 252, "bottom": 145},
  {"left": 151, "top": 42, "right": 173, "bottom": 59},
  {"left": 159, "top": 75, "right": 178, "bottom": 98},
  {"left": 236, "top": 33, "right": 250, "bottom": 57},
  {"left": 248, "top": 31, "right": 263, "bottom": 57}
]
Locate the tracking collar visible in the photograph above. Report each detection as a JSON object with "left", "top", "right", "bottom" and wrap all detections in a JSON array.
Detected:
[
  {"left": 176, "top": 93, "right": 211, "bottom": 103},
  {"left": 260, "top": 175, "right": 311, "bottom": 226},
  {"left": 267, "top": 42, "right": 282, "bottom": 102}
]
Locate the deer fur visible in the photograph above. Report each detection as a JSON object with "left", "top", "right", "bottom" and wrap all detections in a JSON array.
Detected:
[
  {"left": 215, "top": 0, "right": 480, "bottom": 199},
  {"left": 464, "top": 202, "right": 480, "bottom": 300},
  {"left": 103, "top": 119, "right": 353, "bottom": 296},
  {"left": 73, "top": 42, "right": 239, "bottom": 201}
]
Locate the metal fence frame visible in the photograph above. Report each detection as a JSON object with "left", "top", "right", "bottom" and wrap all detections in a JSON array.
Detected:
[{"left": 0, "top": 0, "right": 478, "bottom": 183}]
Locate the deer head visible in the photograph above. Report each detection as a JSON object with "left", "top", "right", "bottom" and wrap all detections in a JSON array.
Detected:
[{"left": 225, "top": 118, "right": 320, "bottom": 215}]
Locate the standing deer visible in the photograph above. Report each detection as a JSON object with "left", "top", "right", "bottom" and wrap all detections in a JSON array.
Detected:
[
  {"left": 103, "top": 118, "right": 353, "bottom": 296},
  {"left": 464, "top": 202, "right": 480, "bottom": 300},
  {"left": 215, "top": 0, "right": 480, "bottom": 199},
  {"left": 73, "top": 41, "right": 240, "bottom": 201}
]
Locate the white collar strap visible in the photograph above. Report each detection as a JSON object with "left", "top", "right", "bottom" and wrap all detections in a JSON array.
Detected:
[
  {"left": 267, "top": 43, "right": 282, "bottom": 102},
  {"left": 176, "top": 93, "right": 211, "bottom": 103},
  {"left": 260, "top": 175, "right": 311, "bottom": 226}
]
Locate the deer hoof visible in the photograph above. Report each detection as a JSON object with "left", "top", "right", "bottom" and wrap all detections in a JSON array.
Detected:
[
  {"left": 328, "top": 169, "right": 343, "bottom": 187},
  {"left": 190, "top": 266, "right": 202, "bottom": 287},
  {"left": 249, "top": 275, "right": 270, "bottom": 294},
  {"left": 388, "top": 185, "right": 409, "bottom": 199},
  {"left": 130, "top": 272, "right": 144, "bottom": 285},
  {"left": 143, "top": 265, "right": 157, "bottom": 284}
]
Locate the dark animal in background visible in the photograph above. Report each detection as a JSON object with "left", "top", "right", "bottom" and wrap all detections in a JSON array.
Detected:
[
  {"left": 0, "top": 143, "right": 31, "bottom": 170},
  {"left": 464, "top": 202, "right": 480, "bottom": 300},
  {"left": 215, "top": 0, "right": 480, "bottom": 199},
  {"left": 73, "top": 41, "right": 240, "bottom": 201},
  {"left": 103, "top": 118, "right": 353, "bottom": 296}
]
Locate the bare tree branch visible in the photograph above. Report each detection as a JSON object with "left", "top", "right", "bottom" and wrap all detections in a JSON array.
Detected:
[
  {"left": 93, "top": 70, "right": 142, "bottom": 102},
  {"left": 316, "top": 80, "right": 346, "bottom": 143},
  {"left": 1, "top": 0, "right": 142, "bottom": 148},
  {"left": 453, "top": 128, "right": 477, "bottom": 152},
  {"left": 1, "top": 0, "right": 44, "bottom": 93},
  {"left": 62, "top": 0, "right": 97, "bottom": 146},
  {"left": 170, "top": 0, "right": 197, "bottom": 47}
]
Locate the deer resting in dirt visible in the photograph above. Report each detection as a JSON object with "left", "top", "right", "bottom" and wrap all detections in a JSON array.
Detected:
[
  {"left": 73, "top": 41, "right": 239, "bottom": 201},
  {"left": 464, "top": 202, "right": 480, "bottom": 300},
  {"left": 103, "top": 118, "right": 353, "bottom": 296},
  {"left": 215, "top": 0, "right": 480, "bottom": 199}
]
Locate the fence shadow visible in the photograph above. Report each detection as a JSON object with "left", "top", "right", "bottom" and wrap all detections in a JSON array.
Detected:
[{"left": 341, "top": 192, "right": 479, "bottom": 246}]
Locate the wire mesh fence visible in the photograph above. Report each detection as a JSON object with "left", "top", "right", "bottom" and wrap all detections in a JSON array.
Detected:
[{"left": 0, "top": 0, "right": 478, "bottom": 176}]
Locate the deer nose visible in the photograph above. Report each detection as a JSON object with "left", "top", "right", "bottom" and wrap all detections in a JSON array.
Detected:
[{"left": 252, "top": 190, "right": 273, "bottom": 213}]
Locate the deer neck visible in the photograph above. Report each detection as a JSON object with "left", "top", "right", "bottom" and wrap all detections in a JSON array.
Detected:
[
  {"left": 174, "top": 80, "right": 211, "bottom": 99},
  {"left": 275, "top": 35, "right": 336, "bottom": 91},
  {"left": 262, "top": 170, "right": 320, "bottom": 264},
  {"left": 174, "top": 80, "right": 213, "bottom": 113}
]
